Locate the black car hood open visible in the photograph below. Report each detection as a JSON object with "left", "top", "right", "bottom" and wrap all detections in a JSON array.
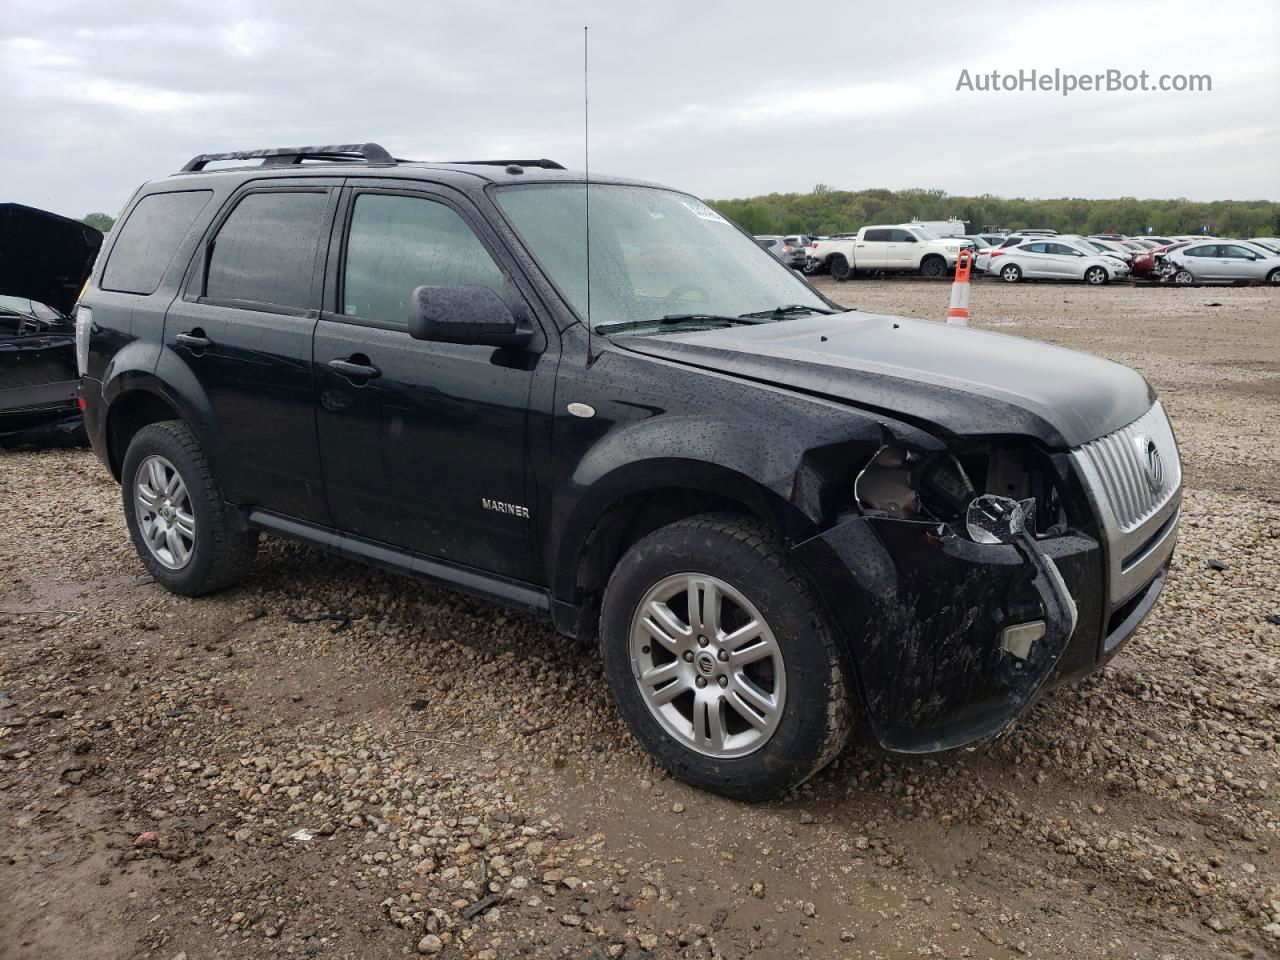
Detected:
[
  {"left": 616, "top": 313, "right": 1154, "bottom": 448},
  {"left": 0, "top": 204, "right": 104, "bottom": 316}
]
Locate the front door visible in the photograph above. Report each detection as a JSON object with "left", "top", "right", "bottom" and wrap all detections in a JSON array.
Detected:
[
  {"left": 313, "top": 185, "right": 544, "bottom": 583},
  {"left": 164, "top": 181, "right": 339, "bottom": 523}
]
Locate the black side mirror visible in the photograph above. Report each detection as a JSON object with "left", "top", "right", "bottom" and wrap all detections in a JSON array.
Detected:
[{"left": 408, "top": 285, "right": 532, "bottom": 349}]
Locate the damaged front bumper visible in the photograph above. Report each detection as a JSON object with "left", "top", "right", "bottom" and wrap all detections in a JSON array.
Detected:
[{"left": 793, "top": 483, "right": 1179, "bottom": 753}]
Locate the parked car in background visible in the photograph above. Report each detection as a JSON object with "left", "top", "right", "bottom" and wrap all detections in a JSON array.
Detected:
[
  {"left": 1161, "top": 241, "right": 1280, "bottom": 284},
  {"left": 991, "top": 238, "right": 1129, "bottom": 284},
  {"left": 1131, "top": 241, "right": 1192, "bottom": 280},
  {"left": 807, "top": 224, "right": 966, "bottom": 280},
  {"left": 1248, "top": 238, "right": 1280, "bottom": 255},
  {"left": 754, "top": 235, "right": 808, "bottom": 270},
  {"left": 0, "top": 203, "right": 103, "bottom": 447}
]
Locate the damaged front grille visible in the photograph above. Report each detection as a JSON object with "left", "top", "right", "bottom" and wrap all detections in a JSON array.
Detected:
[{"left": 1078, "top": 401, "right": 1181, "bottom": 533}]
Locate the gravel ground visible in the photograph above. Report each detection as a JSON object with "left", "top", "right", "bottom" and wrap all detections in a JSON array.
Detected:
[{"left": 2, "top": 280, "right": 1278, "bottom": 960}]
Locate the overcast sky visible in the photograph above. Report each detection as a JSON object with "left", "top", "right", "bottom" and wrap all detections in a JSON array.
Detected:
[{"left": 3, "top": 0, "right": 1277, "bottom": 219}]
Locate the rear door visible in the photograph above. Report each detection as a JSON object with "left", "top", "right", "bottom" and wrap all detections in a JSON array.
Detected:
[
  {"left": 312, "top": 182, "right": 545, "bottom": 582},
  {"left": 1180, "top": 243, "right": 1221, "bottom": 279},
  {"left": 855, "top": 228, "right": 892, "bottom": 269},
  {"left": 165, "top": 179, "right": 339, "bottom": 523},
  {"left": 1016, "top": 241, "right": 1050, "bottom": 277}
]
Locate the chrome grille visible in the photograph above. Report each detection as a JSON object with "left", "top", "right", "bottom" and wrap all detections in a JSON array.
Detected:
[{"left": 1079, "top": 401, "right": 1181, "bottom": 533}]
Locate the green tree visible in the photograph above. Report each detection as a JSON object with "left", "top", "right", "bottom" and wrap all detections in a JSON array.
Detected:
[{"left": 83, "top": 212, "right": 114, "bottom": 233}]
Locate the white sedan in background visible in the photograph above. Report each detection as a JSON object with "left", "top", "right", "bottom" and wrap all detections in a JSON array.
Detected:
[
  {"left": 1162, "top": 241, "right": 1280, "bottom": 284},
  {"left": 990, "top": 238, "right": 1130, "bottom": 284}
]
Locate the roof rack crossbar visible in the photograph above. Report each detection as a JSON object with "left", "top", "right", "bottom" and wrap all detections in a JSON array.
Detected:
[
  {"left": 444, "top": 158, "right": 566, "bottom": 170},
  {"left": 179, "top": 142, "right": 394, "bottom": 173}
]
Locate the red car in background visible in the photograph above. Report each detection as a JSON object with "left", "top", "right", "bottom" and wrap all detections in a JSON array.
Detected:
[{"left": 1131, "top": 240, "right": 1192, "bottom": 280}]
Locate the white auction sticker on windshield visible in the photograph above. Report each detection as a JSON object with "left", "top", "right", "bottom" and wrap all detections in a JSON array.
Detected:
[{"left": 680, "top": 199, "right": 729, "bottom": 224}]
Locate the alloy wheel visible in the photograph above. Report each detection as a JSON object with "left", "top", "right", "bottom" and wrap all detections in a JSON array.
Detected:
[
  {"left": 629, "top": 573, "right": 786, "bottom": 759},
  {"left": 134, "top": 455, "right": 195, "bottom": 569}
]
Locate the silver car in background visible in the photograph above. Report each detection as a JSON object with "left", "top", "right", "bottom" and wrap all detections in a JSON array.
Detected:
[
  {"left": 993, "top": 237, "right": 1130, "bottom": 284},
  {"left": 1162, "top": 241, "right": 1280, "bottom": 284}
]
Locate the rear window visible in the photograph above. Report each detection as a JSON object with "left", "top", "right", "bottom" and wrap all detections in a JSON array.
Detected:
[
  {"left": 101, "top": 191, "right": 213, "bottom": 295},
  {"left": 205, "top": 191, "right": 328, "bottom": 310}
]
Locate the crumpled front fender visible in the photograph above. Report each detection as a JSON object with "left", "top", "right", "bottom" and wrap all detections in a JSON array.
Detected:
[{"left": 792, "top": 514, "right": 1105, "bottom": 752}]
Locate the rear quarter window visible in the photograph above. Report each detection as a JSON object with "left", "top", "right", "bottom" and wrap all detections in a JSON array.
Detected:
[{"left": 101, "top": 191, "right": 213, "bottom": 295}]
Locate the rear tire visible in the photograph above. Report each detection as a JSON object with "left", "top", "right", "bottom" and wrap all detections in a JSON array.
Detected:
[
  {"left": 121, "top": 421, "right": 257, "bottom": 596},
  {"left": 1174, "top": 268, "right": 1194, "bottom": 285},
  {"left": 599, "top": 513, "right": 852, "bottom": 801},
  {"left": 1084, "top": 265, "right": 1108, "bottom": 285},
  {"left": 828, "top": 255, "right": 851, "bottom": 282},
  {"left": 1001, "top": 263, "right": 1022, "bottom": 283}
]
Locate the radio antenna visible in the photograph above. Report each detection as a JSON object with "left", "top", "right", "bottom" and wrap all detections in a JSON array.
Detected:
[{"left": 583, "top": 25, "right": 595, "bottom": 363}]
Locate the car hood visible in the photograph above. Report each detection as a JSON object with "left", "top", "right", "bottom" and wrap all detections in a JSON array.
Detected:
[
  {"left": 614, "top": 313, "right": 1155, "bottom": 448},
  {"left": 0, "top": 204, "right": 104, "bottom": 316}
]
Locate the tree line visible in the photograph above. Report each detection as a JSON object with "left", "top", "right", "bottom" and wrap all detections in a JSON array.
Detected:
[{"left": 708, "top": 186, "right": 1280, "bottom": 239}]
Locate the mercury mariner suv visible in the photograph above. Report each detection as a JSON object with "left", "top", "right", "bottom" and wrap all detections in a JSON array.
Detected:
[{"left": 77, "top": 143, "right": 1182, "bottom": 800}]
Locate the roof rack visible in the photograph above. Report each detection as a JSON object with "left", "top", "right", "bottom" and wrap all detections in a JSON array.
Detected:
[
  {"left": 444, "top": 158, "right": 566, "bottom": 170},
  {"left": 179, "top": 142, "right": 394, "bottom": 173}
]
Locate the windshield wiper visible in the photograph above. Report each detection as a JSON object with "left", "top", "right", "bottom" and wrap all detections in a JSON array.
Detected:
[
  {"left": 594, "top": 313, "right": 759, "bottom": 335},
  {"left": 737, "top": 303, "right": 836, "bottom": 320}
]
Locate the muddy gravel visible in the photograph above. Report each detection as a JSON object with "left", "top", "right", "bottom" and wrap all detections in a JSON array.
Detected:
[{"left": 2, "top": 280, "right": 1278, "bottom": 960}]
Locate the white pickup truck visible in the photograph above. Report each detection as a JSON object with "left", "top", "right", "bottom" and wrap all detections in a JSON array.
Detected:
[{"left": 805, "top": 225, "right": 968, "bottom": 280}]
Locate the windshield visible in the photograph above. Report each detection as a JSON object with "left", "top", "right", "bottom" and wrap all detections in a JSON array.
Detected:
[{"left": 494, "top": 184, "right": 827, "bottom": 333}]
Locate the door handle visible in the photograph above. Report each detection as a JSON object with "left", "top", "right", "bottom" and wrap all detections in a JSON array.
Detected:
[
  {"left": 176, "top": 330, "right": 212, "bottom": 350},
  {"left": 328, "top": 357, "right": 381, "bottom": 381}
]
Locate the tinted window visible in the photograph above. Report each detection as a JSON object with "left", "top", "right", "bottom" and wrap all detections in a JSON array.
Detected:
[
  {"left": 999, "top": 236, "right": 1023, "bottom": 247},
  {"left": 204, "top": 192, "right": 327, "bottom": 310},
  {"left": 343, "top": 194, "right": 504, "bottom": 326},
  {"left": 102, "top": 191, "right": 212, "bottom": 295},
  {"left": 863, "top": 229, "right": 891, "bottom": 242},
  {"left": 1183, "top": 245, "right": 1215, "bottom": 257},
  {"left": 891, "top": 229, "right": 917, "bottom": 243}
]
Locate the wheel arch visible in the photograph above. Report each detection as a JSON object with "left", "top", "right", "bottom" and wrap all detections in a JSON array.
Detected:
[{"left": 550, "top": 459, "right": 819, "bottom": 639}]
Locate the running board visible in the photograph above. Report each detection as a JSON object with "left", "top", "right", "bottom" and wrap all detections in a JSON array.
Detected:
[{"left": 246, "top": 510, "right": 551, "bottom": 616}]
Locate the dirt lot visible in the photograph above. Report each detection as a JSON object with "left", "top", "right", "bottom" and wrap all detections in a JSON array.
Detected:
[{"left": 2, "top": 280, "right": 1278, "bottom": 960}]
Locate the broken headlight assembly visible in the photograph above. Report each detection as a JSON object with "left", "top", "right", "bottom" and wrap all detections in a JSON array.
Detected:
[{"left": 854, "top": 440, "right": 1079, "bottom": 713}]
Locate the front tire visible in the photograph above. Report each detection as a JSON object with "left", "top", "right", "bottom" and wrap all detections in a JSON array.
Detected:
[
  {"left": 920, "top": 255, "right": 947, "bottom": 278},
  {"left": 828, "top": 255, "right": 851, "bottom": 282},
  {"left": 1084, "top": 265, "right": 1108, "bottom": 285},
  {"left": 599, "top": 514, "right": 852, "bottom": 801},
  {"left": 1267, "top": 267, "right": 1280, "bottom": 284},
  {"left": 121, "top": 421, "right": 257, "bottom": 596},
  {"left": 1001, "top": 263, "right": 1023, "bottom": 283}
]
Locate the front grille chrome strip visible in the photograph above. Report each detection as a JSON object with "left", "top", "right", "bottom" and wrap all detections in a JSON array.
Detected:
[
  {"left": 1071, "top": 401, "right": 1183, "bottom": 610},
  {"left": 1079, "top": 401, "right": 1182, "bottom": 533}
]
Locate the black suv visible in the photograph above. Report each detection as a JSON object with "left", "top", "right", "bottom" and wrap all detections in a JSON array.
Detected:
[{"left": 78, "top": 143, "right": 1182, "bottom": 800}]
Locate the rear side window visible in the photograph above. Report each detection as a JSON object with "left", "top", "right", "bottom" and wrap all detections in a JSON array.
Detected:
[
  {"left": 863, "top": 229, "right": 891, "bottom": 242},
  {"left": 102, "top": 191, "right": 213, "bottom": 295},
  {"left": 342, "top": 194, "right": 504, "bottom": 327},
  {"left": 205, "top": 191, "right": 328, "bottom": 310}
]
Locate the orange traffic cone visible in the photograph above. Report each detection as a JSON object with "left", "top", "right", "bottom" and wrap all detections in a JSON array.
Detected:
[{"left": 945, "top": 249, "right": 973, "bottom": 326}]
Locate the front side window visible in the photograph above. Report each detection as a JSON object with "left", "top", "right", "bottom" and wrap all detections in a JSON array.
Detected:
[
  {"left": 495, "top": 184, "right": 826, "bottom": 333},
  {"left": 205, "top": 191, "right": 328, "bottom": 309},
  {"left": 342, "top": 194, "right": 504, "bottom": 326},
  {"left": 1221, "top": 245, "right": 1255, "bottom": 259}
]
